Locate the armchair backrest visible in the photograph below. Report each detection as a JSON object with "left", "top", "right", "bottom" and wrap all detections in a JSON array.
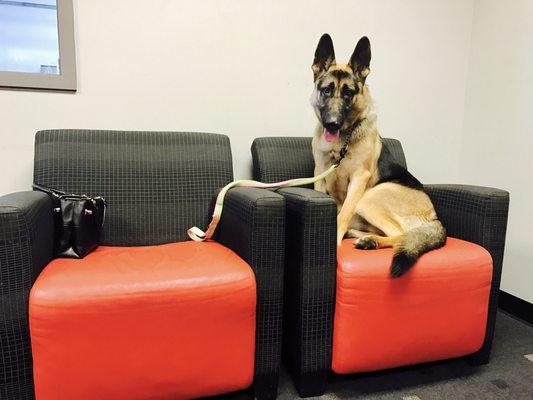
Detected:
[
  {"left": 34, "top": 130, "right": 233, "bottom": 246},
  {"left": 251, "top": 137, "right": 406, "bottom": 183}
]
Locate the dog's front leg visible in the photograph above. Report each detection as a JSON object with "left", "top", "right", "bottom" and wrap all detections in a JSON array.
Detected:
[
  {"left": 336, "top": 170, "right": 370, "bottom": 246},
  {"left": 314, "top": 166, "right": 327, "bottom": 193}
]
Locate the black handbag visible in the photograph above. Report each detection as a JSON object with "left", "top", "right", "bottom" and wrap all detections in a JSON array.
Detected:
[{"left": 33, "top": 184, "right": 106, "bottom": 259}]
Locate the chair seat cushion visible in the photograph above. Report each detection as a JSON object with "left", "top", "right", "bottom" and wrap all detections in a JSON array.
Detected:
[
  {"left": 29, "top": 241, "right": 256, "bottom": 400},
  {"left": 332, "top": 237, "right": 492, "bottom": 374}
]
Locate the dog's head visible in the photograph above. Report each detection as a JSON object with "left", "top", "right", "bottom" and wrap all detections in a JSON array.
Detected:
[{"left": 311, "top": 34, "right": 371, "bottom": 143}]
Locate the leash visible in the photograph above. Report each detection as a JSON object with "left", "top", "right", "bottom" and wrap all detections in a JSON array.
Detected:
[{"left": 187, "top": 136, "right": 351, "bottom": 242}]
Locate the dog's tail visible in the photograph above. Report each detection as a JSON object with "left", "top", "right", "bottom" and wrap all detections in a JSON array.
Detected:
[{"left": 390, "top": 220, "right": 446, "bottom": 278}]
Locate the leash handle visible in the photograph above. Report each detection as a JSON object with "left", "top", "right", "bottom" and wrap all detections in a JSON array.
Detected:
[{"left": 187, "top": 164, "right": 337, "bottom": 242}]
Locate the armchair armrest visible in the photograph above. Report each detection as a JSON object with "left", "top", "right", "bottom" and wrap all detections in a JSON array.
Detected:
[
  {"left": 214, "top": 187, "right": 285, "bottom": 397},
  {"left": 274, "top": 187, "right": 337, "bottom": 395},
  {"left": 424, "top": 184, "right": 509, "bottom": 264},
  {"left": 424, "top": 183, "right": 510, "bottom": 362},
  {"left": 0, "top": 191, "right": 55, "bottom": 398},
  {"left": 0, "top": 191, "right": 55, "bottom": 305}
]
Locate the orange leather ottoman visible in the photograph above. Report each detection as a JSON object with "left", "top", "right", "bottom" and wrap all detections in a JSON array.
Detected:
[
  {"left": 332, "top": 237, "right": 492, "bottom": 374},
  {"left": 29, "top": 241, "right": 256, "bottom": 400}
]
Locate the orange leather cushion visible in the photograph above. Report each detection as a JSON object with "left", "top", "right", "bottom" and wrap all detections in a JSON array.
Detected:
[
  {"left": 332, "top": 237, "right": 492, "bottom": 374},
  {"left": 30, "top": 242, "right": 256, "bottom": 400}
]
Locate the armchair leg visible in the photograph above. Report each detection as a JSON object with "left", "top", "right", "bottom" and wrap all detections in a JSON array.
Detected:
[
  {"left": 252, "top": 374, "right": 279, "bottom": 400},
  {"left": 466, "top": 348, "right": 491, "bottom": 366},
  {"left": 466, "top": 322, "right": 494, "bottom": 367},
  {"left": 293, "top": 370, "right": 328, "bottom": 398}
]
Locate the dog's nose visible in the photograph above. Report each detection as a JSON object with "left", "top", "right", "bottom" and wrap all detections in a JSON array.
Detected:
[{"left": 324, "top": 121, "right": 341, "bottom": 132}]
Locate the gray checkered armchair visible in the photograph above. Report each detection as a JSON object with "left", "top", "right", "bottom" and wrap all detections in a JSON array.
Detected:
[
  {"left": 252, "top": 136, "right": 510, "bottom": 397},
  {"left": 0, "top": 130, "right": 285, "bottom": 400}
]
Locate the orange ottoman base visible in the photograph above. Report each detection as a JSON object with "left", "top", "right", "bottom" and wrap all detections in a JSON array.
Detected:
[
  {"left": 29, "top": 242, "right": 256, "bottom": 400},
  {"left": 332, "top": 237, "right": 492, "bottom": 374}
]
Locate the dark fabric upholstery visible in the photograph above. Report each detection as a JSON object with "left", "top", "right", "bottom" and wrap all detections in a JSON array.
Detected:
[
  {"left": 0, "top": 191, "right": 54, "bottom": 400},
  {"left": 215, "top": 187, "right": 286, "bottom": 399},
  {"left": 251, "top": 137, "right": 406, "bottom": 183},
  {"left": 2, "top": 130, "right": 286, "bottom": 400},
  {"left": 276, "top": 187, "right": 337, "bottom": 396},
  {"left": 251, "top": 136, "right": 509, "bottom": 397},
  {"left": 424, "top": 184, "right": 510, "bottom": 364},
  {"left": 34, "top": 130, "right": 233, "bottom": 246}
]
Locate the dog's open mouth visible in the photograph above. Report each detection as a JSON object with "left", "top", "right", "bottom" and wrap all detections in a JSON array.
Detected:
[{"left": 323, "top": 128, "right": 340, "bottom": 142}]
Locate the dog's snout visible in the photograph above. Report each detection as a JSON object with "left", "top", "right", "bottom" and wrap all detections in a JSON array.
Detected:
[{"left": 324, "top": 120, "right": 342, "bottom": 132}]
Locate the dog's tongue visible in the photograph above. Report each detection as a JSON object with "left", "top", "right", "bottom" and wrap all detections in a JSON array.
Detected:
[{"left": 323, "top": 128, "right": 340, "bottom": 142}]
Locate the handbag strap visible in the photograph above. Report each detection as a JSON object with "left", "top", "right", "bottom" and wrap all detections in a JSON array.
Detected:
[
  {"left": 32, "top": 183, "right": 66, "bottom": 198},
  {"left": 33, "top": 183, "right": 106, "bottom": 228},
  {"left": 33, "top": 183, "right": 101, "bottom": 200}
]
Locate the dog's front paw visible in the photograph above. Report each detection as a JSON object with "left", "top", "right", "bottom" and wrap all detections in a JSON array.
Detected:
[{"left": 354, "top": 236, "right": 378, "bottom": 250}]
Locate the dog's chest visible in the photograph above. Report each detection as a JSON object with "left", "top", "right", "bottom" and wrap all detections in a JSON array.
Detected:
[
  {"left": 327, "top": 149, "right": 341, "bottom": 162},
  {"left": 316, "top": 143, "right": 369, "bottom": 204}
]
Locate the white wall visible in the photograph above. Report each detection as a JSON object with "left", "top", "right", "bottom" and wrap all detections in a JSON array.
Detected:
[
  {"left": 1, "top": 1, "right": 530, "bottom": 302},
  {"left": 0, "top": 0, "right": 474, "bottom": 195},
  {"left": 461, "top": 0, "right": 533, "bottom": 303}
]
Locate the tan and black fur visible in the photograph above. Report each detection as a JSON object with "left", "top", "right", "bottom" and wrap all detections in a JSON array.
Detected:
[{"left": 310, "top": 34, "right": 446, "bottom": 277}]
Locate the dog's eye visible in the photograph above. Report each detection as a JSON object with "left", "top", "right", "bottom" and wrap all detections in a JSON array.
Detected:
[
  {"left": 342, "top": 87, "right": 356, "bottom": 99},
  {"left": 323, "top": 86, "right": 332, "bottom": 96}
]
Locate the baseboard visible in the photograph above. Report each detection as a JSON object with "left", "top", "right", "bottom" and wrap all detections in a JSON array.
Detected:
[{"left": 498, "top": 290, "right": 533, "bottom": 325}]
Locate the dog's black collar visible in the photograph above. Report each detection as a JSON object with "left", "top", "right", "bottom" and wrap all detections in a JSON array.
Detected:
[
  {"left": 334, "top": 137, "right": 350, "bottom": 167},
  {"left": 334, "top": 117, "right": 366, "bottom": 167}
]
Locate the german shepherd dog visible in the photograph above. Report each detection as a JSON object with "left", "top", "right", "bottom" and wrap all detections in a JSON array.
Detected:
[{"left": 311, "top": 34, "right": 446, "bottom": 277}]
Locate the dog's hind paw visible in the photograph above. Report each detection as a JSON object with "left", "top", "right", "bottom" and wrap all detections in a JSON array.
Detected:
[{"left": 354, "top": 236, "right": 378, "bottom": 250}]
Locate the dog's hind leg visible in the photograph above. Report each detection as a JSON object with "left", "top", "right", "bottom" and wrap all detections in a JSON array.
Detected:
[
  {"left": 346, "top": 229, "right": 368, "bottom": 238},
  {"left": 351, "top": 185, "right": 405, "bottom": 250},
  {"left": 347, "top": 218, "right": 400, "bottom": 249},
  {"left": 353, "top": 182, "right": 445, "bottom": 277},
  {"left": 345, "top": 214, "right": 384, "bottom": 240},
  {"left": 354, "top": 234, "right": 403, "bottom": 250}
]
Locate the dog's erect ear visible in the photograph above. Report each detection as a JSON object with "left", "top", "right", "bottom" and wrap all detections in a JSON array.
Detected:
[
  {"left": 349, "top": 36, "right": 371, "bottom": 81},
  {"left": 312, "top": 33, "right": 336, "bottom": 80}
]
